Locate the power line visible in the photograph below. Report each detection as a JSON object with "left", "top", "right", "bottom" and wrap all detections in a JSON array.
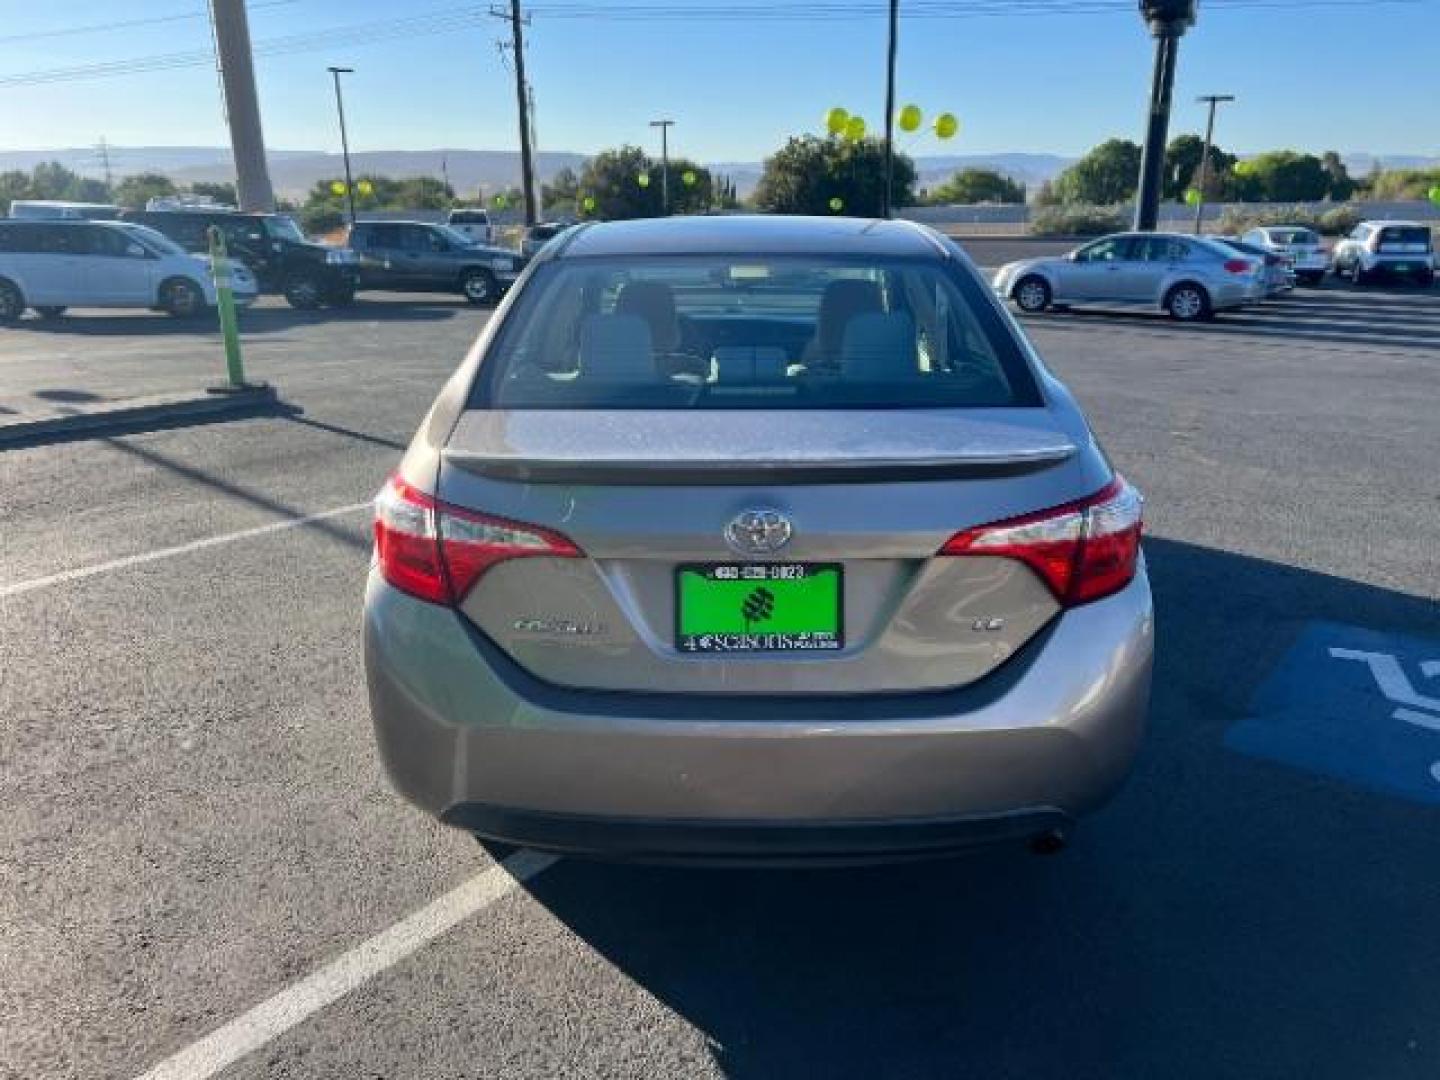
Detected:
[
  {"left": 0, "top": 1, "right": 300, "bottom": 46},
  {"left": 0, "top": 0, "right": 1420, "bottom": 88}
]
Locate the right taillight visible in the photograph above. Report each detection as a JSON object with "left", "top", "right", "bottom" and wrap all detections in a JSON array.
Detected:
[
  {"left": 373, "top": 474, "right": 581, "bottom": 606},
  {"left": 941, "top": 478, "right": 1144, "bottom": 607}
]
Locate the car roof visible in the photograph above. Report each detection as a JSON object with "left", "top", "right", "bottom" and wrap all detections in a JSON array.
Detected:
[
  {"left": 351, "top": 219, "right": 438, "bottom": 227},
  {"left": 556, "top": 215, "right": 947, "bottom": 259},
  {"left": 1363, "top": 220, "right": 1428, "bottom": 228}
]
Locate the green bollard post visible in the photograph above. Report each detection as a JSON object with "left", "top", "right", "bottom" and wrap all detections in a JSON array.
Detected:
[{"left": 207, "top": 226, "right": 247, "bottom": 387}]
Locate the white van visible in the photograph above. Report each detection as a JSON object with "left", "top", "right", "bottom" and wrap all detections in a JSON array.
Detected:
[
  {"left": 8, "top": 200, "right": 122, "bottom": 221},
  {"left": 445, "top": 208, "right": 492, "bottom": 244},
  {"left": 0, "top": 219, "right": 257, "bottom": 323}
]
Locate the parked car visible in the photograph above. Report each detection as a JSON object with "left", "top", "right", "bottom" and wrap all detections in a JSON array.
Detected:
[
  {"left": 344, "top": 220, "right": 523, "bottom": 305},
  {"left": 1329, "top": 221, "right": 1435, "bottom": 286},
  {"left": 993, "top": 232, "right": 1263, "bottom": 320},
  {"left": 446, "top": 208, "right": 493, "bottom": 244},
  {"left": 364, "top": 215, "right": 1152, "bottom": 862},
  {"left": 1241, "top": 225, "right": 1329, "bottom": 287},
  {"left": 120, "top": 207, "right": 359, "bottom": 309},
  {"left": 8, "top": 200, "right": 121, "bottom": 222},
  {"left": 520, "top": 221, "right": 572, "bottom": 260},
  {"left": 1215, "top": 236, "right": 1293, "bottom": 297},
  {"left": 0, "top": 219, "right": 256, "bottom": 324}
]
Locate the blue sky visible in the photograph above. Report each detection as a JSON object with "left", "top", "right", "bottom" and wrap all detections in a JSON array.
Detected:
[{"left": 0, "top": 0, "right": 1435, "bottom": 162}]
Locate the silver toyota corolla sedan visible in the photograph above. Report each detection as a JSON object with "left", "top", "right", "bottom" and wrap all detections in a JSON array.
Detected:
[
  {"left": 364, "top": 215, "right": 1153, "bottom": 863},
  {"left": 993, "top": 231, "right": 1264, "bottom": 320}
]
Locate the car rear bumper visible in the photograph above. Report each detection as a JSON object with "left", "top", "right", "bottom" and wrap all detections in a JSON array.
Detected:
[{"left": 364, "top": 561, "right": 1153, "bottom": 858}]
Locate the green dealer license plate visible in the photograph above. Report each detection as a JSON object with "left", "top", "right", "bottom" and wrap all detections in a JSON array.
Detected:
[{"left": 677, "top": 563, "right": 843, "bottom": 654}]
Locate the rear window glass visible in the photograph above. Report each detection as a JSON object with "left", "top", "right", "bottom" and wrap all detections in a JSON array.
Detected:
[
  {"left": 449, "top": 211, "right": 489, "bottom": 224},
  {"left": 1268, "top": 229, "right": 1319, "bottom": 246},
  {"left": 473, "top": 256, "right": 1039, "bottom": 410},
  {"left": 1377, "top": 226, "right": 1431, "bottom": 249}
]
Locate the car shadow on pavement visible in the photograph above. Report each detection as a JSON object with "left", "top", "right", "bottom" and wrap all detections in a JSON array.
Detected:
[
  {"left": 7, "top": 298, "right": 469, "bottom": 337},
  {"left": 515, "top": 537, "right": 1440, "bottom": 1080},
  {"left": 1033, "top": 283, "right": 1440, "bottom": 352}
]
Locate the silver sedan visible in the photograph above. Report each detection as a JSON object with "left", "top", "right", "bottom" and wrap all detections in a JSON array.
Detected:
[
  {"left": 994, "top": 232, "right": 1265, "bottom": 320},
  {"left": 365, "top": 215, "right": 1152, "bottom": 864}
]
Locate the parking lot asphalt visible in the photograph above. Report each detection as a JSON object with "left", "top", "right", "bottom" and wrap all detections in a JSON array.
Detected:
[{"left": 2, "top": 279, "right": 1438, "bottom": 1080}]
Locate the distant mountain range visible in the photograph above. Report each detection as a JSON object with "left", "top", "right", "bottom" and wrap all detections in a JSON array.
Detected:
[{"left": 1, "top": 146, "right": 1435, "bottom": 200}]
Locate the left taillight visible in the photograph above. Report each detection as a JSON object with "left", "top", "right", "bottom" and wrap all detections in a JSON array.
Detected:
[
  {"left": 940, "top": 478, "right": 1144, "bottom": 607},
  {"left": 373, "top": 474, "right": 581, "bottom": 606}
]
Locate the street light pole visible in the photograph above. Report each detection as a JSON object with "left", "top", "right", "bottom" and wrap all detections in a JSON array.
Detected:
[
  {"left": 327, "top": 66, "right": 357, "bottom": 226},
  {"left": 1134, "top": 0, "right": 1196, "bottom": 232},
  {"left": 1192, "top": 94, "right": 1235, "bottom": 234},
  {"left": 650, "top": 119, "right": 675, "bottom": 214},
  {"left": 882, "top": 0, "right": 899, "bottom": 218}
]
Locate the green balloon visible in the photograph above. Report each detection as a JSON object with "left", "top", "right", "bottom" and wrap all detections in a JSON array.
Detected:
[
  {"left": 582, "top": 195, "right": 597, "bottom": 213},
  {"left": 844, "top": 115, "right": 866, "bottom": 142},
  {"left": 1184, "top": 188, "right": 1203, "bottom": 207},
  {"left": 1430, "top": 185, "right": 1440, "bottom": 207},
  {"left": 682, "top": 170, "right": 697, "bottom": 187},
  {"left": 828, "top": 196, "right": 844, "bottom": 213},
  {"left": 897, "top": 104, "right": 922, "bottom": 133},
  {"left": 1233, "top": 160, "right": 1253, "bottom": 178},
  {"left": 933, "top": 112, "right": 959, "bottom": 140},
  {"left": 825, "top": 107, "right": 849, "bottom": 135},
  {"left": 637, "top": 173, "right": 651, "bottom": 188},
  {"left": 492, "top": 194, "right": 508, "bottom": 208}
]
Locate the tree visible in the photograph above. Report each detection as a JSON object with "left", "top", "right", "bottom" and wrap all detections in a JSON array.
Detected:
[
  {"left": 541, "top": 166, "right": 580, "bottom": 211},
  {"left": 0, "top": 170, "right": 32, "bottom": 215},
  {"left": 574, "top": 145, "right": 715, "bottom": 219},
  {"left": 188, "top": 180, "right": 238, "bottom": 205},
  {"left": 753, "top": 135, "right": 917, "bottom": 217},
  {"left": 1237, "top": 152, "right": 1331, "bottom": 202},
  {"left": 28, "top": 161, "right": 110, "bottom": 203},
  {"left": 1320, "top": 152, "right": 1356, "bottom": 201},
  {"left": 113, "top": 172, "right": 178, "bottom": 209},
  {"left": 1052, "top": 139, "right": 1142, "bottom": 205},
  {"left": 1164, "top": 134, "right": 1236, "bottom": 200},
  {"left": 928, "top": 167, "right": 1025, "bottom": 205}
]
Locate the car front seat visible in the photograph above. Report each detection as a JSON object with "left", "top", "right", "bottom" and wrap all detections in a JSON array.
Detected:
[{"left": 801, "top": 279, "right": 884, "bottom": 371}]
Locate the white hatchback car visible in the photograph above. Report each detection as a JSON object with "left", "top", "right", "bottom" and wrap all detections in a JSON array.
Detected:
[
  {"left": 1329, "top": 221, "right": 1435, "bottom": 287},
  {"left": 1241, "top": 225, "right": 1330, "bottom": 287},
  {"left": 0, "top": 219, "right": 256, "bottom": 323}
]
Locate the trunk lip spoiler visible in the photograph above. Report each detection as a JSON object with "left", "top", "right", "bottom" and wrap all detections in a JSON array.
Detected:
[{"left": 442, "top": 444, "right": 1076, "bottom": 485}]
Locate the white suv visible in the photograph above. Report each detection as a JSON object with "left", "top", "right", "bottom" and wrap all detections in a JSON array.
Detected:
[
  {"left": 1329, "top": 221, "right": 1435, "bottom": 287},
  {"left": 0, "top": 219, "right": 256, "bottom": 324},
  {"left": 1241, "top": 225, "right": 1329, "bottom": 288}
]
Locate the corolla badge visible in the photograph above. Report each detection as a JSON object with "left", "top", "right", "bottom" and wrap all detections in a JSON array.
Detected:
[{"left": 724, "top": 509, "right": 793, "bottom": 556}]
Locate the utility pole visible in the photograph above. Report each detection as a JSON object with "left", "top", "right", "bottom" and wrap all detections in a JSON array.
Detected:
[
  {"left": 882, "top": 0, "right": 899, "bottom": 218},
  {"left": 327, "top": 67, "right": 357, "bottom": 225},
  {"left": 1192, "top": 94, "right": 1235, "bottom": 234},
  {"left": 1133, "top": 0, "right": 1196, "bottom": 231},
  {"left": 490, "top": 2, "right": 538, "bottom": 226},
  {"left": 650, "top": 119, "right": 675, "bottom": 214},
  {"left": 207, "top": 0, "right": 276, "bottom": 212}
]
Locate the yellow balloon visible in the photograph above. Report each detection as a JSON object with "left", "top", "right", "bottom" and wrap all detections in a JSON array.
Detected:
[
  {"left": 933, "top": 113, "right": 959, "bottom": 140},
  {"left": 844, "top": 115, "right": 867, "bottom": 142},
  {"left": 582, "top": 195, "right": 597, "bottom": 212},
  {"left": 330, "top": 180, "right": 347, "bottom": 196},
  {"left": 492, "top": 194, "right": 509, "bottom": 208},
  {"left": 898, "top": 104, "right": 922, "bottom": 133},
  {"left": 637, "top": 173, "right": 651, "bottom": 188},
  {"left": 825, "top": 106, "right": 849, "bottom": 135},
  {"left": 356, "top": 179, "right": 374, "bottom": 197},
  {"left": 682, "top": 170, "right": 697, "bottom": 187},
  {"left": 828, "top": 196, "right": 844, "bottom": 213}
]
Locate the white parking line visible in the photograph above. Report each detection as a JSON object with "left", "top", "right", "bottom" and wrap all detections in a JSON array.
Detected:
[
  {"left": 0, "top": 502, "right": 371, "bottom": 600},
  {"left": 132, "top": 850, "right": 559, "bottom": 1080}
]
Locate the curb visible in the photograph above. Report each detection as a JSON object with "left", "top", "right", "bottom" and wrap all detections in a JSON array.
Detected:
[{"left": 0, "top": 383, "right": 278, "bottom": 449}]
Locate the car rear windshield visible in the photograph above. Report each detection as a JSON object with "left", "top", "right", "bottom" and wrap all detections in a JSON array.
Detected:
[
  {"left": 1269, "top": 229, "right": 1319, "bottom": 246},
  {"left": 449, "top": 211, "right": 489, "bottom": 224},
  {"left": 1377, "top": 226, "right": 1432, "bottom": 250},
  {"left": 473, "top": 255, "right": 1040, "bottom": 410}
]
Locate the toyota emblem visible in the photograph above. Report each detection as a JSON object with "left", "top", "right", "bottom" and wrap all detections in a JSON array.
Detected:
[{"left": 724, "top": 509, "right": 793, "bottom": 556}]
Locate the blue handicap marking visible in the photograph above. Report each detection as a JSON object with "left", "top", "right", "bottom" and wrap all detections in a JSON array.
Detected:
[{"left": 1226, "top": 620, "right": 1440, "bottom": 805}]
